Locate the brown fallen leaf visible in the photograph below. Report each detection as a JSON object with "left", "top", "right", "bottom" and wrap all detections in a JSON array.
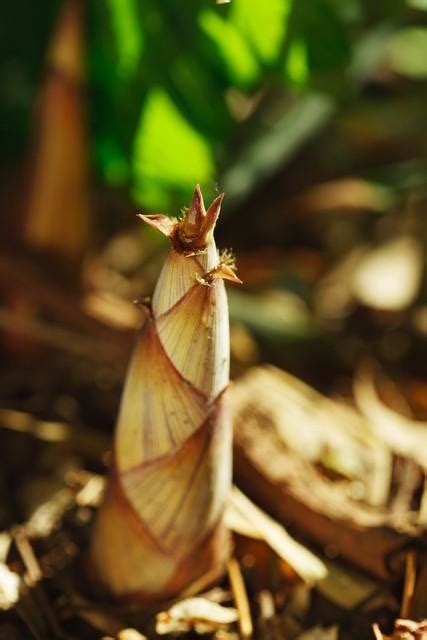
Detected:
[
  {"left": 231, "top": 365, "right": 392, "bottom": 507},
  {"left": 232, "top": 365, "right": 416, "bottom": 580}
]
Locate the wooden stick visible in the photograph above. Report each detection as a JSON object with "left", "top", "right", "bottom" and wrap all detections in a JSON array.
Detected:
[
  {"left": 400, "top": 550, "right": 417, "bottom": 618},
  {"left": 14, "top": 529, "right": 65, "bottom": 639},
  {"left": 227, "top": 558, "right": 253, "bottom": 640}
]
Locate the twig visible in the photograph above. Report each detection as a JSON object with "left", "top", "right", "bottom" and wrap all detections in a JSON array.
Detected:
[
  {"left": 227, "top": 558, "right": 253, "bottom": 640},
  {"left": 69, "top": 593, "right": 124, "bottom": 636},
  {"left": 400, "top": 550, "right": 417, "bottom": 619},
  {"left": 14, "top": 528, "right": 66, "bottom": 639},
  {"left": 372, "top": 623, "right": 384, "bottom": 640},
  {"left": 14, "top": 529, "right": 42, "bottom": 585},
  {"left": 14, "top": 595, "right": 46, "bottom": 640}
]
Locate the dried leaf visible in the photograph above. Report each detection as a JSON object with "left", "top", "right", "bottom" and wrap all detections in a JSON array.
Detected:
[
  {"left": 156, "top": 597, "right": 238, "bottom": 635},
  {"left": 232, "top": 365, "right": 412, "bottom": 579},
  {"left": 354, "top": 365, "right": 427, "bottom": 467},
  {"left": 351, "top": 236, "right": 422, "bottom": 311},
  {"left": 318, "top": 559, "right": 377, "bottom": 610},
  {"left": 75, "top": 475, "right": 105, "bottom": 507},
  {"left": 374, "top": 618, "right": 427, "bottom": 640},
  {"left": 0, "top": 533, "right": 12, "bottom": 564},
  {"left": 293, "top": 178, "right": 394, "bottom": 215},
  {"left": 231, "top": 365, "right": 392, "bottom": 507},
  {"left": 227, "top": 487, "right": 327, "bottom": 584},
  {"left": 0, "top": 565, "right": 21, "bottom": 610},
  {"left": 26, "top": 488, "right": 74, "bottom": 537}
]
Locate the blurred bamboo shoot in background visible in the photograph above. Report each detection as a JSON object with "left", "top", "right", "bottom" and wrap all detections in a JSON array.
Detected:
[{"left": 23, "top": 0, "right": 91, "bottom": 265}]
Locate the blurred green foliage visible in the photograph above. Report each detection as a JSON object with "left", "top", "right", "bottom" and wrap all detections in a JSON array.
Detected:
[
  {"left": 3, "top": 0, "right": 427, "bottom": 213},
  {"left": 88, "top": 0, "right": 353, "bottom": 210}
]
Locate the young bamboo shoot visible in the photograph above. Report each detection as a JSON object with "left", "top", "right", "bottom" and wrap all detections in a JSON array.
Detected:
[{"left": 90, "top": 185, "right": 240, "bottom": 600}]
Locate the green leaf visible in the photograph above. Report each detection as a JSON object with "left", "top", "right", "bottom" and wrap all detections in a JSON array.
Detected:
[
  {"left": 132, "top": 88, "right": 214, "bottom": 209},
  {"left": 293, "top": 0, "right": 351, "bottom": 73},
  {"left": 107, "top": 0, "right": 144, "bottom": 78},
  {"left": 285, "top": 38, "right": 309, "bottom": 87},
  {"left": 326, "top": 0, "right": 362, "bottom": 22},
  {"left": 387, "top": 28, "right": 427, "bottom": 78},
  {"left": 171, "top": 56, "right": 230, "bottom": 137},
  {"left": 223, "top": 93, "right": 334, "bottom": 208},
  {"left": 199, "top": 10, "right": 259, "bottom": 87},
  {"left": 230, "top": 0, "right": 291, "bottom": 65},
  {"left": 96, "top": 137, "right": 129, "bottom": 185}
]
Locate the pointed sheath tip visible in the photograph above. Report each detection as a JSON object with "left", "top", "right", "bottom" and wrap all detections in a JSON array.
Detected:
[
  {"left": 207, "top": 192, "right": 225, "bottom": 214},
  {"left": 182, "top": 185, "right": 206, "bottom": 237},
  {"left": 214, "top": 263, "right": 243, "bottom": 285},
  {"left": 204, "top": 192, "right": 224, "bottom": 228},
  {"left": 193, "top": 183, "right": 203, "bottom": 202},
  {"left": 138, "top": 214, "right": 177, "bottom": 238},
  {"left": 138, "top": 187, "right": 226, "bottom": 253},
  {"left": 198, "top": 192, "right": 224, "bottom": 247},
  {"left": 178, "top": 188, "right": 225, "bottom": 251},
  {"left": 190, "top": 184, "right": 205, "bottom": 221}
]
